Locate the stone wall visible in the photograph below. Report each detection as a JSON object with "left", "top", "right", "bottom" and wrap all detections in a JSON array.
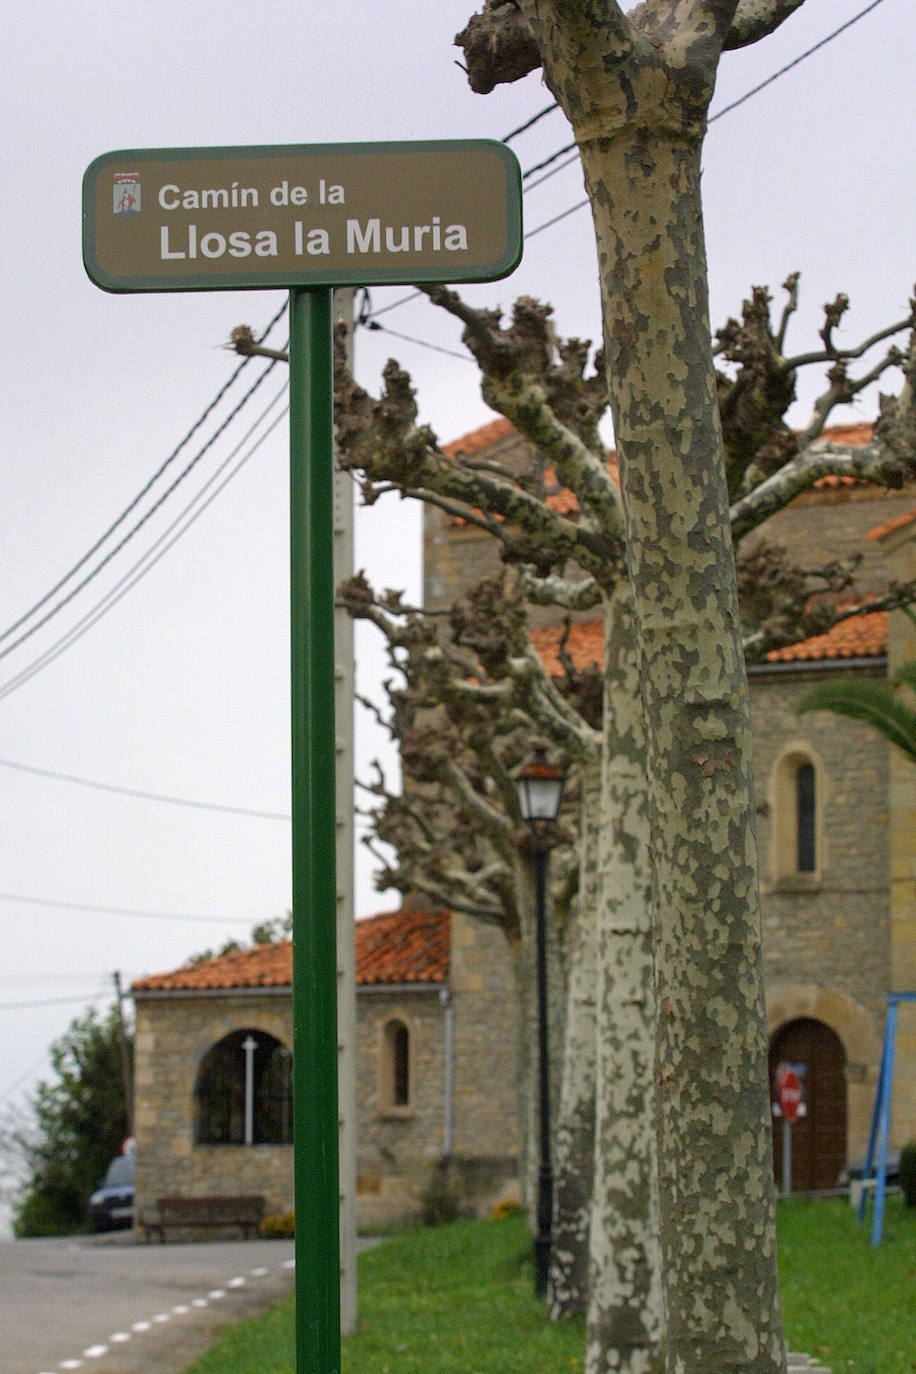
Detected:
[
  {"left": 750, "top": 665, "right": 891, "bottom": 1157},
  {"left": 354, "top": 916, "right": 520, "bottom": 1227},
  {"left": 355, "top": 987, "right": 448, "bottom": 1226},
  {"left": 880, "top": 518, "right": 916, "bottom": 1142},
  {"left": 133, "top": 992, "right": 295, "bottom": 1233},
  {"left": 449, "top": 913, "right": 520, "bottom": 1163}
]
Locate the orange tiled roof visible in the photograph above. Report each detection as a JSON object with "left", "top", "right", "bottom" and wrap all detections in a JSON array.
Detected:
[
  {"left": 355, "top": 907, "right": 450, "bottom": 985},
  {"left": 530, "top": 619, "right": 604, "bottom": 675},
  {"left": 869, "top": 506, "right": 916, "bottom": 542},
  {"left": 765, "top": 610, "right": 888, "bottom": 664},
  {"left": 131, "top": 907, "right": 450, "bottom": 995},
  {"left": 132, "top": 941, "right": 293, "bottom": 994},
  {"left": 442, "top": 416, "right": 514, "bottom": 458}
]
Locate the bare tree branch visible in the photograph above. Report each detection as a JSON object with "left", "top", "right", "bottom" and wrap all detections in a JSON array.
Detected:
[{"left": 724, "top": 0, "right": 807, "bottom": 49}]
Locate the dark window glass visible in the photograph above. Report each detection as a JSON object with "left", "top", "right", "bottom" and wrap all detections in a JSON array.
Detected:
[
  {"left": 392, "top": 1022, "right": 410, "bottom": 1107},
  {"left": 796, "top": 763, "right": 816, "bottom": 872},
  {"left": 195, "top": 1029, "right": 292, "bottom": 1145}
]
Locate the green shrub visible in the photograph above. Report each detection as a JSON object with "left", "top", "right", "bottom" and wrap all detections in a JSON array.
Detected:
[{"left": 900, "top": 1141, "right": 916, "bottom": 1207}]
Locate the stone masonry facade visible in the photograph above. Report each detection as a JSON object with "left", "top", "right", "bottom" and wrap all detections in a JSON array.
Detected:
[{"left": 133, "top": 911, "right": 520, "bottom": 1233}]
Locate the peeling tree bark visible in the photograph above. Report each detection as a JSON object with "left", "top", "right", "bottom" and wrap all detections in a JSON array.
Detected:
[
  {"left": 481, "top": 3, "right": 798, "bottom": 1369},
  {"left": 549, "top": 757, "right": 600, "bottom": 1319},
  {"left": 587, "top": 584, "right": 661, "bottom": 1374}
]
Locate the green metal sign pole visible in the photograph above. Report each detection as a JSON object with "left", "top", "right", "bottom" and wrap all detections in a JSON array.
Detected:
[
  {"left": 288, "top": 285, "right": 341, "bottom": 1372},
  {"left": 82, "top": 137, "right": 522, "bottom": 1374}
]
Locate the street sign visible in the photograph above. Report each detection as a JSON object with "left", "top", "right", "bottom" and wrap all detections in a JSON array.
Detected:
[
  {"left": 83, "top": 140, "right": 522, "bottom": 292},
  {"left": 83, "top": 136, "right": 524, "bottom": 1374},
  {"left": 776, "top": 1063, "right": 803, "bottom": 1123}
]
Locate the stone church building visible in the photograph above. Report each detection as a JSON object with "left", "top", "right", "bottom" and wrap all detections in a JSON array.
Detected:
[
  {"left": 131, "top": 417, "right": 915, "bottom": 1227},
  {"left": 132, "top": 905, "right": 519, "bottom": 1229}
]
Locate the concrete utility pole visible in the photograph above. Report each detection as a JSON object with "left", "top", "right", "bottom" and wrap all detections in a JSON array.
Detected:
[
  {"left": 334, "top": 287, "right": 357, "bottom": 1337},
  {"left": 112, "top": 971, "right": 133, "bottom": 1136}
]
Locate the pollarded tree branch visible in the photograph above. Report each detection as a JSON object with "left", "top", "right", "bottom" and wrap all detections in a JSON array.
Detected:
[
  {"left": 723, "top": 0, "right": 807, "bottom": 49},
  {"left": 334, "top": 341, "right": 617, "bottom": 581},
  {"left": 506, "top": 651, "right": 599, "bottom": 753},
  {"left": 454, "top": 2, "right": 543, "bottom": 93},
  {"left": 730, "top": 437, "right": 915, "bottom": 543},
  {"left": 441, "top": 756, "right": 515, "bottom": 835},
  {"left": 520, "top": 567, "right": 603, "bottom": 611},
  {"left": 420, "top": 286, "right": 623, "bottom": 541}
]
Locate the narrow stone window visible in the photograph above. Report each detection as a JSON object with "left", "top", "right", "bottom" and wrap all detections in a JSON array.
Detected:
[
  {"left": 770, "top": 746, "right": 824, "bottom": 883},
  {"left": 195, "top": 1029, "right": 292, "bottom": 1145},
  {"left": 381, "top": 1017, "right": 411, "bottom": 1111},
  {"left": 796, "top": 762, "right": 816, "bottom": 873}
]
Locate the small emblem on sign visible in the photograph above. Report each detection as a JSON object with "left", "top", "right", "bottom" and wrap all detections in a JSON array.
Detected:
[{"left": 113, "top": 172, "right": 141, "bottom": 215}]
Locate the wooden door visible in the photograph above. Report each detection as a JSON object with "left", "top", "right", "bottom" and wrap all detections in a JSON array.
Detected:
[{"left": 769, "top": 1018, "right": 847, "bottom": 1192}]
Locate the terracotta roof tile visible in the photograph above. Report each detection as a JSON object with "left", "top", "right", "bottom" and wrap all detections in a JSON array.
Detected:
[
  {"left": 131, "top": 907, "right": 450, "bottom": 995},
  {"left": 765, "top": 610, "right": 888, "bottom": 664},
  {"left": 132, "top": 941, "right": 293, "bottom": 994},
  {"left": 531, "top": 619, "right": 604, "bottom": 675},
  {"left": 355, "top": 907, "right": 450, "bottom": 985},
  {"left": 442, "top": 417, "right": 514, "bottom": 458},
  {"left": 869, "top": 506, "right": 916, "bottom": 541}
]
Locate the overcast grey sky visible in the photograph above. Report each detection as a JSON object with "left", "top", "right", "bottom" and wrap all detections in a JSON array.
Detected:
[{"left": 0, "top": 0, "right": 913, "bottom": 1213}]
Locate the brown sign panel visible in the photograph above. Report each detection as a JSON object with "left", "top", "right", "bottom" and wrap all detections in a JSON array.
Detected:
[{"left": 83, "top": 141, "right": 522, "bottom": 293}]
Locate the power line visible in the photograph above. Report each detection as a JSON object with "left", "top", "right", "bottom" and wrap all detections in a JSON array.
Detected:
[
  {"left": 369, "top": 0, "right": 892, "bottom": 323},
  {"left": 709, "top": 0, "right": 887, "bottom": 124},
  {"left": 0, "top": 991, "right": 112, "bottom": 1012},
  {"left": 0, "top": 385, "right": 289, "bottom": 701},
  {"left": 0, "top": 891, "right": 255, "bottom": 926},
  {"left": 0, "top": 755, "right": 291, "bottom": 821},
  {"left": 365, "top": 321, "right": 474, "bottom": 362},
  {"left": 0, "top": 355, "right": 285, "bottom": 666},
  {"left": 0, "top": 300, "right": 288, "bottom": 651},
  {"left": 502, "top": 101, "right": 559, "bottom": 143}
]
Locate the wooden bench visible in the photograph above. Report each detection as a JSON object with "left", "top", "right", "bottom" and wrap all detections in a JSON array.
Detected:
[{"left": 141, "top": 1194, "right": 265, "bottom": 1242}]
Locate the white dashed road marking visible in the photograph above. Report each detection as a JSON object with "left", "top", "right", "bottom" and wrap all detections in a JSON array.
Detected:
[{"left": 38, "top": 1253, "right": 294, "bottom": 1374}]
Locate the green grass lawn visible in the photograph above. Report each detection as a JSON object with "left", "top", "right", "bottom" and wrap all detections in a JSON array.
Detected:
[{"left": 183, "top": 1198, "right": 915, "bottom": 1374}]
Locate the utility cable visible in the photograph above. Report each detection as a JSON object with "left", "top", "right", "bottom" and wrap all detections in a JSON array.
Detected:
[
  {"left": 0, "top": 300, "right": 288, "bottom": 651},
  {"left": 0, "top": 385, "right": 289, "bottom": 702},
  {"left": 501, "top": 101, "right": 559, "bottom": 143},
  {"left": 710, "top": 0, "right": 887, "bottom": 124},
  {"left": 0, "top": 755, "right": 291, "bottom": 821},
  {"left": 0, "top": 356, "right": 285, "bottom": 665},
  {"left": 0, "top": 991, "right": 113, "bottom": 1012},
  {"left": 0, "top": 891, "right": 255, "bottom": 926},
  {"left": 369, "top": 0, "right": 891, "bottom": 320}
]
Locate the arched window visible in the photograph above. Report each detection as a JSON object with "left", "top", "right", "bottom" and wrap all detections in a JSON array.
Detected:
[
  {"left": 380, "top": 1017, "right": 411, "bottom": 1112},
  {"left": 195, "top": 1029, "right": 292, "bottom": 1145},
  {"left": 771, "top": 747, "right": 823, "bottom": 882}
]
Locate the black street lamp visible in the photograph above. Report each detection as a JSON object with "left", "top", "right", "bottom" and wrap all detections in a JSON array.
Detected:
[{"left": 515, "top": 743, "right": 566, "bottom": 1298}]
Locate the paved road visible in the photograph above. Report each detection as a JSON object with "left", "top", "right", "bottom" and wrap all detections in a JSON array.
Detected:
[{"left": 0, "top": 1232, "right": 297, "bottom": 1374}]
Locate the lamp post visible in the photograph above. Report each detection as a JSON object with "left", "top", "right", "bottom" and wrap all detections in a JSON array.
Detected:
[{"left": 515, "top": 743, "right": 565, "bottom": 1298}]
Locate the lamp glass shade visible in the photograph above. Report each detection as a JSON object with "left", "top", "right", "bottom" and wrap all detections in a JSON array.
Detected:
[{"left": 516, "top": 771, "right": 564, "bottom": 822}]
